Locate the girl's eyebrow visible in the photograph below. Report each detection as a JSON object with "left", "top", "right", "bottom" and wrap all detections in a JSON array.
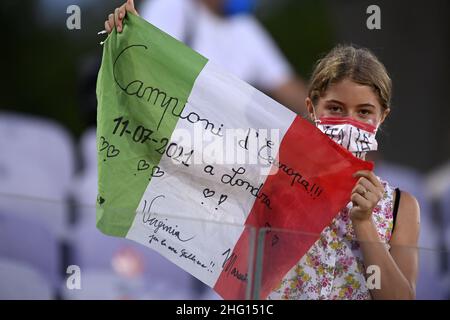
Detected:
[
  {"left": 357, "top": 103, "right": 376, "bottom": 108},
  {"left": 325, "top": 99, "right": 345, "bottom": 105},
  {"left": 325, "top": 99, "right": 376, "bottom": 109}
]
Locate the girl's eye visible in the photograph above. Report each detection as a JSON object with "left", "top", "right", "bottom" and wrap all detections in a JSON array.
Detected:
[
  {"left": 358, "top": 109, "right": 372, "bottom": 116},
  {"left": 328, "top": 105, "right": 342, "bottom": 113}
]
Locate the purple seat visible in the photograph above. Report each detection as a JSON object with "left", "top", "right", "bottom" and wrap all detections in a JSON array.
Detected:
[
  {"left": 69, "top": 216, "right": 200, "bottom": 299},
  {"left": 441, "top": 186, "right": 450, "bottom": 297},
  {"left": 60, "top": 270, "right": 200, "bottom": 300},
  {"left": 441, "top": 185, "right": 450, "bottom": 227},
  {"left": 0, "top": 112, "right": 76, "bottom": 238},
  {"left": 0, "top": 258, "right": 53, "bottom": 299},
  {"left": 0, "top": 212, "right": 61, "bottom": 288}
]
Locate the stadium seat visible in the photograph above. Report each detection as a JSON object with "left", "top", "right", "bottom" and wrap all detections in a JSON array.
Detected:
[
  {"left": 0, "top": 257, "right": 53, "bottom": 299},
  {"left": 0, "top": 111, "right": 76, "bottom": 238},
  {"left": 68, "top": 216, "right": 200, "bottom": 299},
  {"left": 0, "top": 212, "right": 61, "bottom": 288}
]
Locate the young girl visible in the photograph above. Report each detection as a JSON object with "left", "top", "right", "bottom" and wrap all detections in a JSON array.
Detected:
[
  {"left": 268, "top": 45, "right": 420, "bottom": 300},
  {"left": 103, "top": 3, "right": 420, "bottom": 299}
]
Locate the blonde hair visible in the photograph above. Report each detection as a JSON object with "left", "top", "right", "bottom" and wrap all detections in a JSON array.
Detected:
[{"left": 309, "top": 44, "right": 392, "bottom": 109}]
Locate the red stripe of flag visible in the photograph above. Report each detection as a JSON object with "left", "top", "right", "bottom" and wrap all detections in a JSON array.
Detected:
[{"left": 214, "top": 116, "right": 373, "bottom": 299}]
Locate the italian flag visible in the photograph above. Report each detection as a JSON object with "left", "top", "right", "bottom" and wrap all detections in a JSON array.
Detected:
[{"left": 96, "top": 13, "right": 372, "bottom": 300}]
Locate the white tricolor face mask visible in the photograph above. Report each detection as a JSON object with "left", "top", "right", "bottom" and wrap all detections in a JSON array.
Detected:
[{"left": 314, "top": 116, "right": 379, "bottom": 159}]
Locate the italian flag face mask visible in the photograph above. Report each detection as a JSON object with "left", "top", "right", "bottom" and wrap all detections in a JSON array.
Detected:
[{"left": 315, "top": 117, "right": 379, "bottom": 160}]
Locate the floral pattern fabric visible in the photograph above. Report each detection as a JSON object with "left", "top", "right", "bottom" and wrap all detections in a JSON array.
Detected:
[{"left": 268, "top": 178, "right": 395, "bottom": 300}]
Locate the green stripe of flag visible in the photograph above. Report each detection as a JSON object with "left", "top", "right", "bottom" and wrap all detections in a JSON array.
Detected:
[{"left": 96, "top": 13, "right": 208, "bottom": 237}]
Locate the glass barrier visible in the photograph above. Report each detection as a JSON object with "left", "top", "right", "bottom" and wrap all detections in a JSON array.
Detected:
[
  {"left": 252, "top": 227, "right": 450, "bottom": 300},
  {"left": 0, "top": 192, "right": 256, "bottom": 300},
  {"left": 0, "top": 192, "right": 449, "bottom": 300}
]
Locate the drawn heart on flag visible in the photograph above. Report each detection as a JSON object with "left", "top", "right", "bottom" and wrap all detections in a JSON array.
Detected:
[
  {"left": 97, "top": 195, "right": 105, "bottom": 205},
  {"left": 137, "top": 160, "right": 150, "bottom": 171},
  {"left": 203, "top": 188, "right": 215, "bottom": 198},
  {"left": 271, "top": 234, "right": 279, "bottom": 247},
  {"left": 150, "top": 165, "right": 165, "bottom": 178},
  {"left": 218, "top": 194, "right": 228, "bottom": 205},
  {"left": 99, "top": 136, "right": 109, "bottom": 151},
  {"left": 107, "top": 145, "right": 120, "bottom": 157}
]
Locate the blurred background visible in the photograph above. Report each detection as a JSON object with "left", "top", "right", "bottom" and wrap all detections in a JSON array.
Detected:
[{"left": 0, "top": 0, "right": 449, "bottom": 299}]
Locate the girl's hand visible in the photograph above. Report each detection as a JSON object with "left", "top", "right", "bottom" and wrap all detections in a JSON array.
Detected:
[
  {"left": 104, "top": 0, "right": 139, "bottom": 34},
  {"left": 350, "top": 170, "right": 384, "bottom": 222}
]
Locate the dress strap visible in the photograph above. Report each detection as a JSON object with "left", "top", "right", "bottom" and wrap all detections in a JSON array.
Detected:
[{"left": 392, "top": 188, "right": 401, "bottom": 233}]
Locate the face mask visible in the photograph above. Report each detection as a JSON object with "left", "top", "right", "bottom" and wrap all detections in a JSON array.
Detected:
[
  {"left": 315, "top": 117, "right": 378, "bottom": 159},
  {"left": 310, "top": 101, "right": 379, "bottom": 159},
  {"left": 223, "top": 0, "right": 256, "bottom": 16}
]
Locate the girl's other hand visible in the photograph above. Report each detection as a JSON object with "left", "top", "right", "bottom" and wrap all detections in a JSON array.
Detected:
[{"left": 104, "top": 0, "right": 139, "bottom": 34}]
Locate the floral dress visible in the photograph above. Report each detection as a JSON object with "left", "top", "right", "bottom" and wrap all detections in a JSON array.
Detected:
[{"left": 268, "top": 178, "right": 395, "bottom": 300}]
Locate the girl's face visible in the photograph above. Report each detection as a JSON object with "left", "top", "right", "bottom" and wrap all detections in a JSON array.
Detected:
[{"left": 306, "top": 79, "right": 390, "bottom": 127}]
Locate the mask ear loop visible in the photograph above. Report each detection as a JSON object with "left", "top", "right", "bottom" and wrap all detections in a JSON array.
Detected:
[
  {"left": 311, "top": 103, "right": 321, "bottom": 126},
  {"left": 98, "top": 29, "right": 108, "bottom": 46}
]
